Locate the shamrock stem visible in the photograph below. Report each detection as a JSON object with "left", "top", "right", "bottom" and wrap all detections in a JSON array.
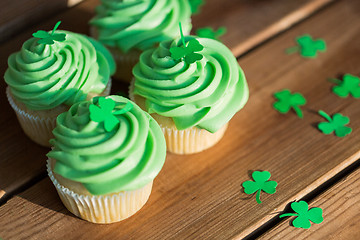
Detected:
[
  {"left": 256, "top": 190, "right": 262, "bottom": 204},
  {"left": 279, "top": 213, "right": 299, "bottom": 218},
  {"left": 285, "top": 46, "right": 300, "bottom": 55},
  {"left": 51, "top": 21, "right": 62, "bottom": 35},
  {"left": 179, "top": 22, "right": 186, "bottom": 47},
  {"left": 327, "top": 78, "right": 342, "bottom": 85},
  {"left": 318, "top": 110, "right": 332, "bottom": 122},
  {"left": 293, "top": 106, "right": 303, "bottom": 118}
]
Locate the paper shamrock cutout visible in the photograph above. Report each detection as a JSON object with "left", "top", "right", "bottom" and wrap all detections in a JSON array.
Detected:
[
  {"left": 273, "top": 89, "right": 306, "bottom": 118},
  {"left": 329, "top": 74, "right": 360, "bottom": 98},
  {"left": 89, "top": 97, "right": 133, "bottom": 132},
  {"left": 196, "top": 27, "right": 226, "bottom": 41},
  {"left": 189, "top": 0, "right": 204, "bottom": 14},
  {"left": 242, "top": 171, "right": 277, "bottom": 204},
  {"left": 32, "top": 21, "right": 66, "bottom": 45},
  {"left": 170, "top": 23, "right": 204, "bottom": 64},
  {"left": 286, "top": 34, "right": 326, "bottom": 58},
  {"left": 279, "top": 201, "right": 323, "bottom": 229},
  {"left": 318, "top": 110, "right": 351, "bottom": 137}
]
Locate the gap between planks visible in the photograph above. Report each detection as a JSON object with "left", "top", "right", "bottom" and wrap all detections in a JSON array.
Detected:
[{"left": 244, "top": 158, "right": 360, "bottom": 239}]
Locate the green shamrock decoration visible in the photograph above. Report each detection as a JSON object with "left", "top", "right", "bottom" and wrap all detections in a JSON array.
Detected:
[
  {"left": 279, "top": 201, "right": 323, "bottom": 229},
  {"left": 196, "top": 27, "right": 227, "bottom": 41},
  {"left": 189, "top": 0, "right": 204, "bottom": 14},
  {"left": 318, "top": 110, "right": 351, "bottom": 137},
  {"left": 89, "top": 97, "right": 133, "bottom": 132},
  {"left": 273, "top": 89, "right": 306, "bottom": 118},
  {"left": 32, "top": 21, "right": 66, "bottom": 45},
  {"left": 170, "top": 23, "right": 204, "bottom": 64},
  {"left": 286, "top": 34, "right": 326, "bottom": 58},
  {"left": 329, "top": 74, "right": 360, "bottom": 98},
  {"left": 242, "top": 171, "right": 277, "bottom": 204}
]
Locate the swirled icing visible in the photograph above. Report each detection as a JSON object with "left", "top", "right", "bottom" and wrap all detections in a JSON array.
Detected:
[
  {"left": 47, "top": 96, "right": 166, "bottom": 195},
  {"left": 90, "top": 0, "right": 192, "bottom": 53},
  {"left": 4, "top": 30, "right": 115, "bottom": 110},
  {"left": 132, "top": 36, "right": 249, "bottom": 133}
]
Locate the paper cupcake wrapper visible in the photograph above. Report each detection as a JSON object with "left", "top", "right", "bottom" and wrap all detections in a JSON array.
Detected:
[
  {"left": 6, "top": 87, "right": 60, "bottom": 147},
  {"left": 6, "top": 80, "right": 112, "bottom": 147},
  {"left": 161, "top": 123, "right": 228, "bottom": 154},
  {"left": 47, "top": 159, "right": 153, "bottom": 224}
]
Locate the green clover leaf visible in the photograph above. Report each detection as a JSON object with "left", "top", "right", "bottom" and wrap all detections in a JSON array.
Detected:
[
  {"left": 279, "top": 201, "right": 323, "bottom": 229},
  {"left": 242, "top": 171, "right": 277, "bottom": 204},
  {"left": 89, "top": 97, "right": 133, "bottom": 132},
  {"left": 318, "top": 110, "right": 352, "bottom": 137},
  {"left": 273, "top": 89, "right": 306, "bottom": 118},
  {"left": 330, "top": 74, "right": 360, "bottom": 98},
  {"left": 32, "top": 21, "right": 66, "bottom": 45},
  {"left": 170, "top": 23, "right": 204, "bottom": 64},
  {"left": 196, "top": 27, "right": 226, "bottom": 41},
  {"left": 286, "top": 34, "right": 326, "bottom": 58},
  {"left": 188, "top": 0, "right": 204, "bottom": 14}
]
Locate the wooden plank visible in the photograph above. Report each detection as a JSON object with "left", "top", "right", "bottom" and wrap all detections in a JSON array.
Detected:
[
  {"left": 192, "top": 0, "right": 334, "bottom": 56},
  {"left": 0, "top": 0, "right": 331, "bottom": 201},
  {"left": 260, "top": 166, "right": 360, "bottom": 240},
  {"left": 1, "top": 0, "right": 359, "bottom": 239},
  {"left": 0, "top": 0, "right": 84, "bottom": 43}
]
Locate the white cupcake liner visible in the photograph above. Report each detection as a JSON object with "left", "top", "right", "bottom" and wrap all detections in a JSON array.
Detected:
[
  {"left": 47, "top": 159, "right": 153, "bottom": 224},
  {"left": 6, "top": 87, "right": 60, "bottom": 147},
  {"left": 6, "top": 80, "right": 112, "bottom": 147},
  {"left": 161, "top": 123, "right": 228, "bottom": 154}
]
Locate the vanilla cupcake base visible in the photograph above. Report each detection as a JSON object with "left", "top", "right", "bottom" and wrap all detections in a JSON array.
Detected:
[
  {"left": 47, "top": 159, "right": 153, "bottom": 224},
  {"left": 6, "top": 79, "right": 112, "bottom": 147},
  {"left": 129, "top": 80, "right": 227, "bottom": 154}
]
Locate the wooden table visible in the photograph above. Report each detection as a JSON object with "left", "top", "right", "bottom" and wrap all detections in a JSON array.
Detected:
[{"left": 1, "top": 0, "right": 360, "bottom": 239}]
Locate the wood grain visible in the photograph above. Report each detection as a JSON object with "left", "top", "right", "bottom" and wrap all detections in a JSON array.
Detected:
[
  {"left": 1, "top": 0, "right": 360, "bottom": 239},
  {"left": 0, "top": 0, "right": 330, "bottom": 201},
  {"left": 0, "top": 0, "right": 84, "bottom": 43},
  {"left": 260, "top": 166, "right": 360, "bottom": 240},
  {"left": 192, "top": 0, "right": 334, "bottom": 56}
]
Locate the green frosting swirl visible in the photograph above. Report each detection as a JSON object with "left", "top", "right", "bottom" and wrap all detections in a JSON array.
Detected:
[
  {"left": 47, "top": 96, "right": 166, "bottom": 195},
  {"left": 133, "top": 36, "right": 249, "bottom": 133},
  {"left": 90, "top": 0, "right": 192, "bottom": 53},
  {"left": 4, "top": 30, "right": 116, "bottom": 110}
]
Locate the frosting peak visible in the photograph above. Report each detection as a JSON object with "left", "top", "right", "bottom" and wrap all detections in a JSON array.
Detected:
[
  {"left": 5, "top": 30, "right": 116, "bottom": 110},
  {"left": 47, "top": 96, "right": 166, "bottom": 195},
  {"left": 133, "top": 36, "right": 249, "bottom": 133}
]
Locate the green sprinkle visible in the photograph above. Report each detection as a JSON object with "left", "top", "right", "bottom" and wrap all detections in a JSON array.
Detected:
[
  {"left": 286, "top": 34, "right": 326, "bottom": 58},
  {"left": 89, "top": 97, "right": 133, "bottom": 132},
  {"left": 242, "top": 171, "right": 277, "bottom": 204},
  {"left": 318, "top": 110, "right": 352, "bottom": 137},
  {"left": 279, "top": 201, "right": 323, "bottom": 229},
  {"left": 32, "top": 21, "right": 66, "bottom": 45},
  {"left": 170, "top": 23, "right": 204, "bottom": 64},
  {"left": 273, "top": 89, "right": 306, "bottom": 118},
  {"left": 331, "top": 74, "right": 360, "bottom": 98}
]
